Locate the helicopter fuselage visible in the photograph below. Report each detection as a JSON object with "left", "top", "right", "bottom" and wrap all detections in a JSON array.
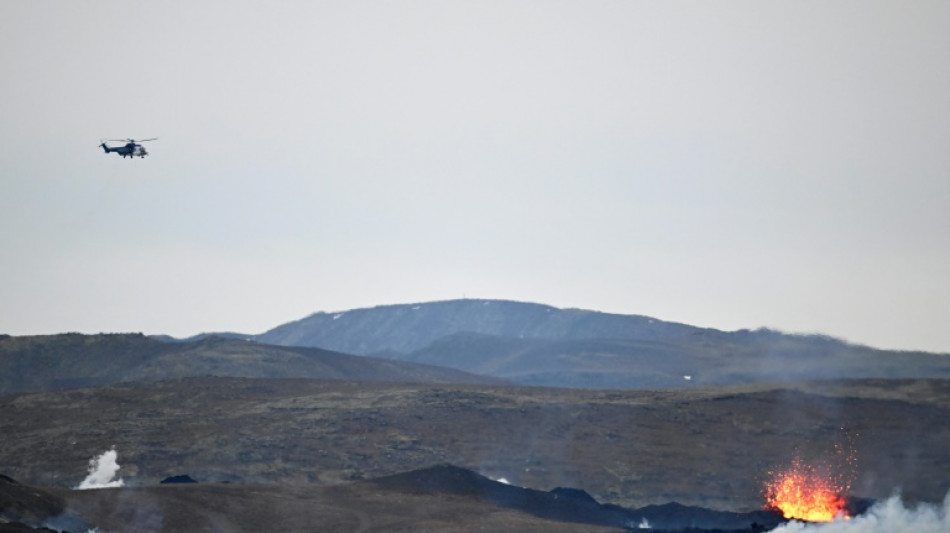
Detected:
[{"left": 100, "top": 142, "right": 148, "bottom": 158}]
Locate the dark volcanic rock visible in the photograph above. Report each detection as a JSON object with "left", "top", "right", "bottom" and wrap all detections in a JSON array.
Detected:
[
  {"left": 0, "top": 522, "right": 60, "bottom": 533},
  {"left": 368, "top": 464, "right": 631, "bottom": 527},
  {"left": 160, "top": 475, "right": 197, "bottom": 484},
  {"left": 628, "top": 501, "right": 784, "bottom": 531},
  {"left": 0, "top": 475, "right": 90, "bottom": 533},
  {"left": 0, "top": 475, "right": 64, "bottom": 525},
  {"left": 367, "top": 464, "right": 786, "bottom": 531}
]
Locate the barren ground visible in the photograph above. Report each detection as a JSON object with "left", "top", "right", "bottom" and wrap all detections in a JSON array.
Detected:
[{"left": 2, "top": 377, "right": 947, "bottom": 516}]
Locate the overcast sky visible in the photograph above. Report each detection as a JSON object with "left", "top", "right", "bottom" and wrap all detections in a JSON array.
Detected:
[{"left": 2, "top": 1, "right": 948, "bottom": 352}]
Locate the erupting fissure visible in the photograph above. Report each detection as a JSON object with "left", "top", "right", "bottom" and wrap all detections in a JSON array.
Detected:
[
  {"left": 764, "top": 457, "right": 849, "bottom": 522},
  {"left": 763, "top": 432, "right": 858, "bottom": 522}
]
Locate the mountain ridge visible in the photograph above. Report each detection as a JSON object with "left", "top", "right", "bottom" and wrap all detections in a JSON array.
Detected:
[
  {"left": 249, "top": 299, "right": 950, "bottom": 388},
  {"left": 7, "top": 299, "right": 947, "bottom": 392},
  {"left": 255, "top": 299, "right": 711, "bottom": 354}
]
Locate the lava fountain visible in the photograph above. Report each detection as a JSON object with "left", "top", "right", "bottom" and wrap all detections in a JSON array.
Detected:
[
  {"left": 764, "top": 457, "right": 849, "bottom": 521},
  {"left": 764, "top": 432, "right": 858, "bottom": 522}
]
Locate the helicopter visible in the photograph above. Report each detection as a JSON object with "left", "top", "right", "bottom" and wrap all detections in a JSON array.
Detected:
[{"left": 100, "top": 138, "right": 157, "bottom": 158}]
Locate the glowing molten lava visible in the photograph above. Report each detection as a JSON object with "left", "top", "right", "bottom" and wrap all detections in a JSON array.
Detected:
[{"left": 764, "top": 457, "right": 850, "bottom": 522}]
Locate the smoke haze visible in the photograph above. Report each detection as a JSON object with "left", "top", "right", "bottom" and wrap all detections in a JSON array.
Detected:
[{"left": 769, "top": 492, "right": 950, "bottom": 533}]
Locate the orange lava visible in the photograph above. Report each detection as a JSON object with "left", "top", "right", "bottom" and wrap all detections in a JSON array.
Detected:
[{"left": 764, "top": 458, "right": 849, "bottom": 522}]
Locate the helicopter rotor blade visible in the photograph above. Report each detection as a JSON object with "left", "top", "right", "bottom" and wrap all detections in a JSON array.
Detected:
[{"left": 101, "top": 137, "right": 157, "bottom": 144}]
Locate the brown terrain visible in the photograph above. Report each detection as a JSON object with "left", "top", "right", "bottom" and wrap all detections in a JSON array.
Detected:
[
  {"left": 2, "top": 377, "right": 948, "bottom": 532},
  {"left": 1, "top": 319, "right": 948, "bottom": 532}
]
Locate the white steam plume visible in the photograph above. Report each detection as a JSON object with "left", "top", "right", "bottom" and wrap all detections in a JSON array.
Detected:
[
  {"left": 769, "top": 492, "right": 950, "bottom": 533},
  {"left": 75, "top": 447, "right": 125, "bottom": 489}
]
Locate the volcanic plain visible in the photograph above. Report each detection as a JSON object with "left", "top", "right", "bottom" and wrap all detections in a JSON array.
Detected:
[{"left": 2, "top": 376, "right": 948, "bottom": 532}]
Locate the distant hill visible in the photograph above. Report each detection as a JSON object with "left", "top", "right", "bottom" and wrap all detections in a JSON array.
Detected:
[
  {"left": 256, "top": 299, "right": 702, "bottom": 353},
  {"left": 0, "top": 333, "right": 502, "bottom": 394},
  {"left": 254, "top": 299, "right": 950, "bottom": 388}
]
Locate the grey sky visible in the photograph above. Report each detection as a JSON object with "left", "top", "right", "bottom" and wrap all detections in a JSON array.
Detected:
[{"left": 2, "top": 1, "right": 948, "bottom": 352}]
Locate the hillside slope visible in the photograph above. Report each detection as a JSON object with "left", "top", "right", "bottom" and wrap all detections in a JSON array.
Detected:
[
  {"left": 253, "top": 300, "right": 950, "bottom": 388},
  {"left": 256, "top": 299, "right": 702, "bottom": 354},
  {"left": 2, "top": 377, "right": 947, "bottom": 511},
  {"left": 400, "top": 331, "right": 950, "bottom": 388},
  {"left": 0, "top": 333, "right": 502, "bottom": 394}
]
